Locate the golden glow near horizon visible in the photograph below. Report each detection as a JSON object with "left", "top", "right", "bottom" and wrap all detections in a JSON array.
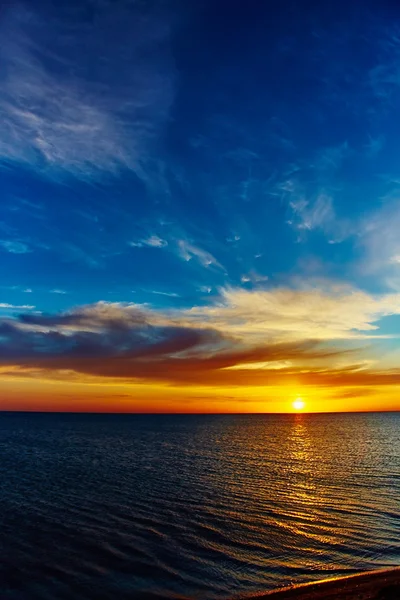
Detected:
[
  {"left": 2, "top": 284, "right": 400, "bottom": 413},
  {"left": 292, "top": 398, "right": 305, "bottom": 411},
  {"left": 2, "top": 374, "right": 400, "bottom": 413}
]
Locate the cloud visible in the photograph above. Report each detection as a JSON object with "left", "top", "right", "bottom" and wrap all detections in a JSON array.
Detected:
[
  {"left": 0, "top": 303, "right": 35, "bottom": 310},
  {"left": 0, "top": 312, "right": 347, "bottom": 386},
  {"left": 145, "top": 236, "right": 168, "bottom": 248},
  {"left": 2, "top": 283, "right": 400, "bottom": 387},
  {"left": 177, "top": 240, "right": 223, "bottom": 269},
  {"left": 178, "top": 285, "right": 400, "bottom": 342},
  {"left": 360, "top": 199, "right": 400, "bottom": 288},
  {"left": 129, "top": 235, "right": 168, "bottom": 248},
  {"left": 150, "top": 290, "right": 180, "bottom": 298},
  {"left": 278, "top": 143, "right": 354, "bottom": 244},
  {"left": 289, "top": 193, "right": 335, "bottom": 233},
  {"left": 18, "top": 301, "right": 150, "bottom": 331},
  {"left": 50, "top": 289, "right": 67, "bottom": 295},
  {"left": 0, "top": 2, "right": 176, "bottom": 180},
  {"left": 240, "top": 270, "right": 268, "bottom": 284},
  {"left": 0, "top": 240, "right": 30, "bottom": 253},
  {"left": 313, "top": 142, "right": 350, "bottom": 171},
  {"left": 129, "top": 233, "right": 223, "bottom": 271},
  {"left": 284, "top": 186, "right": 351, "bottom": 244},
  {"left": 327, "top": 387, "right": 377, "bottom": 400}
]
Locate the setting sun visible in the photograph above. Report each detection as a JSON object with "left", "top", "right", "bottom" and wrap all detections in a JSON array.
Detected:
[{"left": 292, "top": 398, "right": 305, "bottom": 411}]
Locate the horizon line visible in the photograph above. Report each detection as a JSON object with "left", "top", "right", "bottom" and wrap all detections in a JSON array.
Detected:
[{"left": 1, "top": 410, "right": 399, "bottom": 415}]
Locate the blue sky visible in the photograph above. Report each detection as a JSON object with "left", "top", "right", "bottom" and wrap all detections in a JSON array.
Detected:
[{"left": 2, "top": 0, "right": 400, "bottom": 411}]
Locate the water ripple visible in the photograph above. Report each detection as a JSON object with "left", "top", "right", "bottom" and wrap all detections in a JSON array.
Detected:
[{"left": 1, "top": 412, "right": 399, "bottom": 599}]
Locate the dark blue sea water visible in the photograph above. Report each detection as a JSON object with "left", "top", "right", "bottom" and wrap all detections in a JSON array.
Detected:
[{"left": 1, "top": 412, "right": 399, "bottom": 599}]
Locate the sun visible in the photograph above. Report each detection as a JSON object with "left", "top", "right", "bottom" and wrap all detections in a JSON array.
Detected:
[{"left": 292, "top": 397, "right": 305, "bottom": 411}]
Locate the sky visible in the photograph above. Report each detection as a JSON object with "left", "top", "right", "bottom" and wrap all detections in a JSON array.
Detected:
[{"left": 1, "top": 0, "right": 400, "bottom": 413}]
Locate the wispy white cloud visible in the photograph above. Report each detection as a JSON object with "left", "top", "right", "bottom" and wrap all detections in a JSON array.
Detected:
[
  {"left": 0, "top": 2, "right": 176, "bottom": 180},
  {"left": 226, "top": 234, "right": 241, "bottom": 243},
  {"left": 0, "top": 240, "right": 31, "bottom": 254},
  {"left": 150, "top": 290, "right": 180, "bottom": 298},
  {"left": 129, "top": 235, "right": 168, "bottom": 248},
  {"left": 289, "top": 193, "right": 334, "bottom": 233},
  {"left": 177, "top": 240, "right": 223, "bottom": 269},
  {"left": 240, "top": 270, "right": 268, "bottom": 284},
  {"left": 359, "top": 199, "right": 400, "bottom": 289},
  {"left": 50, "top": 289, "right": 67, "bottom": 295},
  {"left": 284, "top": 184, "right": 352, "bottom": 244},
  {"left": 313, "top": 142, "right": 350, "bottom": 171},
  {"left": 128, "top": 227, "right": 225, "bottom": 272},
  {"left": 276, "top": 141, "right": 355, "bottom": 244},
  {"left": 0, "top": 303, "right": 35, "bottom": 310}
]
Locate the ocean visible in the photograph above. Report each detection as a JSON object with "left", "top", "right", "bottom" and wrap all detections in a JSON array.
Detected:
[{"left": 1, "top": 412, "right": 399, "bottom": 599}]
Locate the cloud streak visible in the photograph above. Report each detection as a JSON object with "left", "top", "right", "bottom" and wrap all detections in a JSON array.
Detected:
[
  {"left": 360, "top": 199, "right": 400, "bottom": 289},
  {"left": 0, "top": 1, "right": 175, "bottom": 180},
  {"left": 130, "top": 235, "right": 168, "bottom": 249},
  {"left": 0, "top": 240, "right": 31, "bottom": 254},
  {"left": 178, "top": 285, "right": 400, "bottom": 341},
  {"left": 177, "top": 240, "right": 223, "bottom": 269},
  {"left": 1, "top": 284, "right": 400, "bottom": 388},
  {"left": 0, "top": 303, "right": 35, "bottom": 310}
]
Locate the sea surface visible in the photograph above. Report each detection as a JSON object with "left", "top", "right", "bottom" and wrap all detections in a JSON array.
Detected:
[{"left": 1, "top": 412, "right": 399, "bottom": 600}]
